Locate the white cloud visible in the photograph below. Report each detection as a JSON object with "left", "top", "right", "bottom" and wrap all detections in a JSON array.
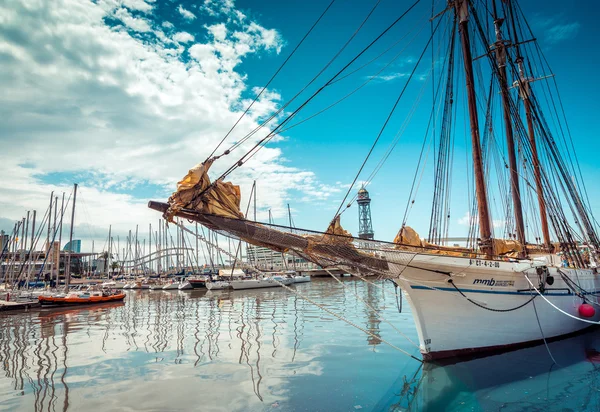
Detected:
[
  {"left": 533, "top": 14, "right": 581, "bottom": 45},
  {"left": 121, "top": 0, "right": 154, "bottom": 14},
  {"left": 162, "top": 21, "right": 174, "bottom": 29},
  {"left": 546, "top": 22, "right": 580, "bottom": 44},
  {"left": 178, "top": 5, "right": 196, "bottom": 21},
  {"left": 457, "top": 212, "right": 504, "bottom": 229},
  {"left": 113, "top": 7, "right": 152, "bottom": 32},
  {"left": 0, "top": 0, "right": 330, "bottom": 251},
  {"left": 173, "top": 31, "right": 194, "bottom": 43},
  {"left": 202, "top": 0, "right": 235, "bottom": 17}
]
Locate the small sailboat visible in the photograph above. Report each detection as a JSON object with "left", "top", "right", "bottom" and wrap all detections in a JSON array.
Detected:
[
  {"left": 128, "top": 279, "right": 151, "bottom": 289},
  {"left": 292, "top": 275, "right": 311, "bottom": 283},
  {"left": 101, "top": 281, "right": 126, "bottom": 289},
  {"left": 149, "top": 282, "right": 165, "bottom": 290},
  {"left": 162, "top": 280, "right": 181, "bottom": 290},
  {"left": 187, "top": 277, "right": 208, "bottom": 289},
  {"left": 230, "top": 276, "right": 284, "bottom": 290},
  {"left": 178, "top": 280, "right": 193, "bottom": 290},
  {"left": 206, "top": 281, "right": 231, "bottom": 291},
  {"left": 270, "top": 274, "right": 294, "bottom": 286}
]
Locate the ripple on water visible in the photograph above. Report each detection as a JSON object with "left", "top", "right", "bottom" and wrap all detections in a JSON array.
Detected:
[{"left": 1, "top": 278, "right": 600, "bottom": 411}]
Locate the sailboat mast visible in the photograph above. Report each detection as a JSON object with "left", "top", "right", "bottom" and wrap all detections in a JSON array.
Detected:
[
  {"left": 58, "top": 193, "right": 65, "bottom": 280},
  {"left": 454, "top": 0, "right": 492, "bottom": 253},
  {"left": 53, "top": 196, "right": 58, "bottom": 286},
  {"left": 491, "top": 0, "right": 525, "bottom": 254},
  {"left": 507, "top": 1, "right": 551, "bottom": 250},
  {"left": 107, "top": 225, "right": 112, "bottom": 277},
  {"left": 65, "top": 183, "right": 77, "bottom": 290}
]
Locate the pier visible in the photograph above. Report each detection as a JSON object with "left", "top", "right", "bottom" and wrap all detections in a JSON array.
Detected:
[{"left": 0, "top": 299, "right": 40, "bottom": 311}]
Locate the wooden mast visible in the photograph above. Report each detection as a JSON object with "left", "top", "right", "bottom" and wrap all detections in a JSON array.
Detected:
[
  {"left": 454, "top": 0, "right": 493, "bottom": 254},
  {"left": 507, "top": 0, "right": 551, "bottom": 250},
  {"left": 491, "top": 0, "right": 526, "bottom": 256}
]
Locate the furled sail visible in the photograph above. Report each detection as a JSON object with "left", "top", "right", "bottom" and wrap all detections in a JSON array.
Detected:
[{"left": 164, "top": 159, "right": 244, "bottom": 223}]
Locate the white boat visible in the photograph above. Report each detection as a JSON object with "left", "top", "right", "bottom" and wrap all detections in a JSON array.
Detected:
[
  {"left": 271, "top": 275, "right": 294, "bottom": 286},
  {"left": 129, "top": 281, "right": 150, "bottom": 290},
  {"left": 392, "top": 253, "right": 600, "bottom": 360},
  {"left": 230, "top": 278, "right": 283, "bottom": 290},
  {"left": 293, "top": 275, "right": 311, "bottom": 283},
  {"left": 101, "top": 281, "right": 126, "bottom": 289},
  {"left": 178, "top": 281, "right": 193, "bottom": 290},
  {"left": 162, "top": 281, "right": 181, "bottom": 290},
  {"left": 122, "top": 282, "right": 132, "bottom": 289},
  {"left": 149, "top": 283, "right": 164, "bottom": 290},
  {"left": 206, "top": 281, "right": 230, "bottom": 290}
]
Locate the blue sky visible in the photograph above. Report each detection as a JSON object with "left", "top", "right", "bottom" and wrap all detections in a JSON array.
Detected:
[{"left": 0, "top": 0, "right": 597, "bottom": 253}]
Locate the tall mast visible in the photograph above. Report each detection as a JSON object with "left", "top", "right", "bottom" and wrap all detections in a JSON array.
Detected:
[
  {"left": 253, "top": 180, "right": 257, "bottom": 221},
  {"left": 46, "top": 192, "right": 53, "bottom": 272},
  {"left": 107, "top": 225, "right": 112, "bottom": 278},
  {"left": 58, "top": 193, "right": 65, "bottom": 282},
  {"left": 158, "top": 220, "right": 162, "bottom": 274},
  {"left": 507, "top": 1, "right": 551, "bottom": 250},
  {"left": 454, "top": 0, "right": 493, "bottom": 253},
  {"left": 24, "top": 212, "right": 29, "bottom": 279},
  {"left": 492, "top": 0, "right": 525, "bottom": 255},
  {"left": 27, "top": 210, "right": 36, "bottom": 286},
  {"left": 53, "top": 196, "right": 58, "bottom": 286},
  {"left": 65, "top": 183, "right": 77, "bottom": 290},
  {"left": 135, "top": 224, "right": 139, "bottom": 275}
]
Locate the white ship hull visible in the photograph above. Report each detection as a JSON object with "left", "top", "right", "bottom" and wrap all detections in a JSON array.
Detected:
[
  {"left": 206, "top": 281, "right": 230, "bottom": 290},
  {"left": 101, "top": 281, "right": 126, "bottom": 289},
  {"left": 162, "top": 282, "right": 180, "bottom": 290},
  {"left": 129, "top": 283, "right": 150, "bottom": 290},
  {"left": 178, "top": 281, "right": 193, "bottom": 290},
  {"left": 293, "top": 275, "right": 311, "bottom": 283},
  {"left": 230, "top": 278, "right": 283, "bottom": 290},
  {"left": 386, "top": 253, "right": 600, "bottom": 360}
]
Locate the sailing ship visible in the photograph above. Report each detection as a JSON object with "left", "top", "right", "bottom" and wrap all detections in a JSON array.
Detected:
[{"left": 149, "top": 0, "right": 600, "bottom": 360}]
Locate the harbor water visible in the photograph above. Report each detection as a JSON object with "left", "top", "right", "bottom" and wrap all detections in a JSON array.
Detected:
[{"left": 1, "top": 278, "right": 600, "bottom": 411}]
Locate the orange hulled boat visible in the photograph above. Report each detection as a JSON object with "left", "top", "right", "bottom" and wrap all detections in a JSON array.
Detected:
[{"left": 38, "top": 286, "right": 125, "bottom": 307}]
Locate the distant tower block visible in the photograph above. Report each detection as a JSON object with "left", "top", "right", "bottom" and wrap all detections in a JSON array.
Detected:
[{"left": 357, "top": 186, "right": 374, "bottom": 240}]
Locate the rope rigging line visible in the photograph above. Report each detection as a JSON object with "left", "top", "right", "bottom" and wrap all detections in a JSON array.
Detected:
[
  {"left": 512, "top": 0, "right": 594, "bottom": 224},
  {"left": 220, "top": 0, "right": 386, "bottom": 160},
  {"left": 205, "top": 0, "right": 338, "bottom": 161},
  {"left": 333, "top": 14, "right": 444, "bottom": 221},
  {"left": 447, "top": 278, "right": 537, "bottom": 312},
  {"left": 174, "top": 221, "right": 423, "bottom": 362},
  {"left": 278, "top": 16, "right": 432, "bottom": 136},
  {"left": 341, "top": 11, "right": 454, "bottom": 213},
  {"left": 523, "top": 273, "right": 600, "bottom": 326},
  {"left": 185, "top": 0, "right": 423, "bottom": 211},
  {"left": 468, "top": 0, "right": 598, "bottom": 256}
]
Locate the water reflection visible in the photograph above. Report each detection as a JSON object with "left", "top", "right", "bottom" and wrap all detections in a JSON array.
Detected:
[
  {"left": 1, "top": 279, "right": 599, "bottom": 411},
  {"left": 377, "top": 327, "right": 600, "bottom": 411}
]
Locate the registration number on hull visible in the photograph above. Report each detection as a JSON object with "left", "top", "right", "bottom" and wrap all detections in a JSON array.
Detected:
[{"left": 469, "top": 259, "right": 500, "bottom": 268}]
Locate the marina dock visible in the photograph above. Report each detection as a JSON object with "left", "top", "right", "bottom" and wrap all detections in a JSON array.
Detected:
[{"left": 0, "top": 299, "right": 40, "bottom": 311}]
